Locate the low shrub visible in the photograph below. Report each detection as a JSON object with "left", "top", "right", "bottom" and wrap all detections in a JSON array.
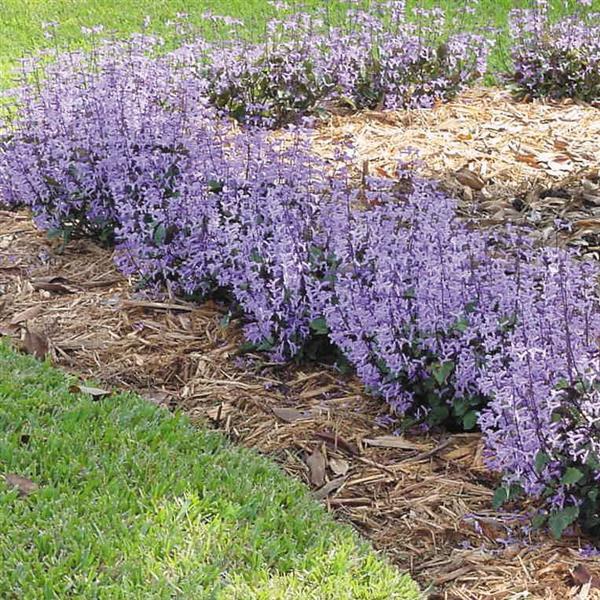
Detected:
[
  {"left": 208, "top": 132, "right": 335, "bottom": 360},
  {"left": 198, "top": 2, "right": 491, "bottom": 125},
  {"left": 507, "top": 5, "right": 600, "bottom": 102},
  {"left": 322, "top": 173, "right": 494, "bottom": 429},
  {"left": 0, "top": 35, "right": 212, "bottom": 243},
  {"left": 203, "top": 18, "right": 331, "bottom": 127},
  {"left": 479, "top": 241, "right": 600, "bottom": 537},
  {"left": 323, "top": 180, "right": 600, "bottom": 533}
]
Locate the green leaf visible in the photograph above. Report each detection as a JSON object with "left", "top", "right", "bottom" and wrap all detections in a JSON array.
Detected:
[
  {"left": 452, "top": 398, "right": 468, "bottom": 418},
  {"left": 452, "top": 316, "right": 469, "bottom": 333},
  {"left": 431, "top": 361, "right": 454, "bottom": 386},
  {"left": 429, "top": 403, "right": 449, "bottom": 425},
  {"left": 309, "top": 246, "right": 324, "bottom": 261},
  {"left": 548, "top": 505, "right": 579, "bottom": 539},
  {"left": 375, "top": 358, "right": 391, "bottom": 376},
  {"left": 586, "top": 453, "right": 600, "bottom": 470},
  {"left": 153, "top": 223, "right": 166, "bottom": 245},
  {"left": 256, "top": 337, "right": 275, "bottom": 352},
  {"left": 335, "top": 354, "right": 353, "bottom": 375},
  {"left": 462, "top": 410, "right": 478, "bottom": 431},
  {"left": 492, "top": 486, "right": 510, "bottom": 509},
  {"left": 561, "top": 467, "right": 584, "bottom": 486},
  {"left": 534, "top": 451, "right": 550, "bottom": 474},
  {"left": 531, "top": 513, "right": 548, "bottom": 530},
  {"left": 464, "top": 301, "right": 478, "bottom": 314},
  {"left": 309, "top": 317, "right": 329, "bottom": 336},
  {"left": 238, "top": 341, "right": 257, "bottom": 353},
  {"left": 207, "top": 179, "right": 224, "bottom": 194},
  {"left": 492, "top": 483, "right": 523, "bottom": 509},
  {"left": 249, "top": 250, "right": 263, "bottom": 264}
]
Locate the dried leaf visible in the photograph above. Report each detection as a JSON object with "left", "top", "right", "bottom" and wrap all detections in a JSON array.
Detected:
[
  {"left": 0, "top": 265, "right": 22, "bottom": 276},
  {"left": 514, "top": 152, "right": 541, "bottom": 168},
  {"left": 313, "top": 476, "right": 345, "bottom": 500},
  {"left": 4, "top": 473, "right": 39, "bottom": 497},
  {"left": 433, "top": 565, "right": 476, "bottom": 586},
  {"left": 10, "top": 304, "right": 44, "bottom": 325},
  {"left": 0, "top": 324, "right": 18, "bottom": 336},
  {"left": 120, "top": 300, "right": 194, "bottom": 312},
  {"left": 31, "top": 276, "right": 77, "bottom": 294},
  {"left": 554, "top": 139, "right": 569, "bottom": 151},
  {"left": 455, "top": 167, "right": 485, "bottom": 191},
  {"left": 306, "top": 447, "right": 327, "bottom": 487},
  {"left": 443, "top": 445, "right": 474, "bottom": 461},
  {"left": 68, "top": 384, "right": 111, "bottom": 400},
  {"left": 272, "top": 406, "right": 314, "bottom": 423},
  {"left": 572, "top": 565, "right": 600, "bottom": 589},
  {"left": 315, "top": 431, "right": 358, "bottom": 455},
  {"left": 363, "top": 435, "right": 427, "bottom": 450},
  {"left": 142, "top": 390, "right": 170, "bottom": 408},
  {"left": 23, "top": 328, "right": 49, "bottom": 360},
  {"left": 329, "top": 457, "right": 349, "bottom": 476}
]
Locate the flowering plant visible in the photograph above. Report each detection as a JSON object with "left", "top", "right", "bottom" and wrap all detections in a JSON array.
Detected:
[
  {"left": 1, "top": 12, "right": 599, "bottom": 538},
  {"left": 507, "top": 4, "right": 600, "bottom": 101}
]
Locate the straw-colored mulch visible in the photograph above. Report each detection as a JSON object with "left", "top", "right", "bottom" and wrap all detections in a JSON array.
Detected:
[
  {"left": 314, "top": 86, "right": 600, "bottom": 258},
  {"left": 1, "top": 87, "right": 600, "bottom": 599}
]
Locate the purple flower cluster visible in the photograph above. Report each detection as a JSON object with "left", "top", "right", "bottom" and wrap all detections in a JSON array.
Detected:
[
  {"left": 322, "top": 174, "right": 496, "bottom": 427},
  {"left": 478, "top": 240, "right": 600, "bottom": 536},
  {"left": 323, "top": 183, "right": 599, "bottom": 534},
  {"left": 508, "top": 4, "right": 600, "bottom": 101},
  {"left": 0, "top": 35, "right": 212, "bottom": 241},
  {"left": 1, "top": 23, "right": 599, "bottom": 538}
]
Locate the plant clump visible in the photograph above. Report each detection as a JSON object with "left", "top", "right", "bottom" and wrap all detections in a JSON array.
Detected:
[{"left": 507, "top": 2, "right": 600, "bottom": 102}]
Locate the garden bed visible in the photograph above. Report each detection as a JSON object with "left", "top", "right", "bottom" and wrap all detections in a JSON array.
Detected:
[{"left": 2, "top": 87, "right": 599, "bottom": 598}]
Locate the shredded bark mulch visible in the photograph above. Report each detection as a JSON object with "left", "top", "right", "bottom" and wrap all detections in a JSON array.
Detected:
[
  {"left": 315, "top": 86, "right": 600, "bottom": 259},
  {"left": 1, "top": 88, "right": 600, "bottom": 599}
]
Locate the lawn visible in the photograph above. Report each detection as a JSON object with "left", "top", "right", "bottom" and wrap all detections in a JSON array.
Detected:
[
  {"left": 0, "top": 343, "right": 419, "bottom": 599},
  {"left": 1, "top": 0, "right": 598, "bottom": 86}
]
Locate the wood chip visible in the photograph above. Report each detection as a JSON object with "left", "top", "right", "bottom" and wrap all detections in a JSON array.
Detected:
[
  {"left": 68, "top": 384, "right": 112, "bottom": 400},
  {"left": 9, "top": 304, "right": 44, "bottom": 325},
  {"left": 572, "top": 565, "right": 600, "bottom": 589},
  {"left": 363, "top": 435, "right": 428, "bottom": 450},
  {"left": 23, "top": 328, "right": 49, "bottom": 360},
  {"left": 272, "top": 406, "right": 315, "bottom": 423},
  {"left": 329, "top": 457, "right": 350, "bottom": 476},
  {"left": 306, "top": 447, "right": 327, "bottom": 486},
  {"left": 313, "top": 476, "right": 346, "bottom": 500}
]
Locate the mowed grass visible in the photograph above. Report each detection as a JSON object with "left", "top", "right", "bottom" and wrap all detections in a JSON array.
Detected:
[
  {"left": 0, "top": 343, "right": 419, "bottom": 599},
  {"left": 1, "top": 0, "right": 599, "bottom": 87}
]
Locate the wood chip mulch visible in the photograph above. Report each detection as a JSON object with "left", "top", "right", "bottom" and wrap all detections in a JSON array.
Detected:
[
  {"left": 1, "top": 87, "right": 600, "bottom": 599},
  {"left": 314, "top": 86, "right": 600, "bottom": 259}
]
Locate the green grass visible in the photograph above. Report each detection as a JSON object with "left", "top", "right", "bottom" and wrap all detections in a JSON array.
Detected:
[
  {"left": 1, "top": 0, "right": 599, "bottom": 87},
  {"left": 0, "top": 343, "right": 419, "bottom": 599}
]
